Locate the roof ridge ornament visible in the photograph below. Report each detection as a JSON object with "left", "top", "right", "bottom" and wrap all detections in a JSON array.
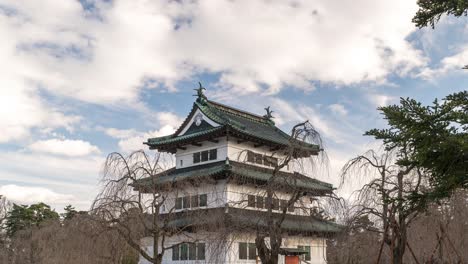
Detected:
[
  {"left": 193, "top": 82, "right": 207, "bottom": 103},
  {"left": 263, "top": 106, "right": 275, "bottom": 123}
]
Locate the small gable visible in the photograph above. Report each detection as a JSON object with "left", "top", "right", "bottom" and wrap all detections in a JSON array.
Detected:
[
  {"left": 183, "top": 119, "right": 214, "bottom": 135},
  {"left": 177, "top": 108, "right": 220, "bottom": 136}
]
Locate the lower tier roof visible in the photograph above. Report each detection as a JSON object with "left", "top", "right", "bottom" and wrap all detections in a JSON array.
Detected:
[{"left": 160, "top": 207, "right": 342, "bottom": 236}]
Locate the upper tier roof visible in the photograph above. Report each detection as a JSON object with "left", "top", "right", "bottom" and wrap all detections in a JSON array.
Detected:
[
  {"left": 134, "top": 159, "right": 333, "bottom": 194},
  {"left": 145, "top": 98, "right": 320, "bottom": 157}
]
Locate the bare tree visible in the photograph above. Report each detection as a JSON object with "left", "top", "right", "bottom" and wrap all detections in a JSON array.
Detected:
[
  {"left": 91, "top": 150, "right": 205, "bottom": 264},
  {"left": 229, "top": 121, "right": 337, "bottom": 264},
  {"left": 0, "top": 212, "right": 137, "bottom": 264},
  {"left": 340, "top": 149, "right": 428, "bottom": 264},
  {"left": 327, "top": 189, "right": 468, "bottom": 264}
]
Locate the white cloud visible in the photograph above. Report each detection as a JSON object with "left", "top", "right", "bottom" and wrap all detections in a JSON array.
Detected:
[
  {"left": 0, "top": 0, "right": 426, "bottom": 103},
  {"left": 0, "top": 0, "right": 428, "bottom": 144},
  {"left": 156, "top": 112, "right": 184, "bottom": 128},
  {"left": 103, "top": 128, "right": 140, "bottom": 139},
  {"left": 366, "top": 93, "right": 397, "bottom": 108},
  {"left": 328, "top": 104, "right": 348, "bottom": 116},
  {"left": 101, "top": 111, "right": 182, "bottom": 153},
  {"left": 419, "top": 45, "right": 468, "bottom": 79},
  {"left": 0, "top": 151, "right": 103, "bottom": 210},
  {"left": 28, "top": 139, "right": 100, "bottom": 157},
  {"left": 0, "top": 184, "right": 75, "bottom": 205},
  {"left": 117, "top": 125, "right": 176, "bottom": 153}
]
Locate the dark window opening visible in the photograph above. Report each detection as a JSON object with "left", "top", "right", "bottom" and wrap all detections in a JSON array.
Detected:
[
  {"left": 280, "top": 199, "right": 288, "bottom": 211},
  {"left": 197, "top": 243, "right": 206, "bottom": 260},
  {"left": 256, "top": 196, "right": 264, "bottom": 208},
  {"left": 182, "top": 196, "right": 190, "bottom": 209},
  {"left": 248, "top": 243, "right": 256, "bottom": 260},
  {"left": 172, "top": 244, "right": 179, "bottom": 260},
  {"left": 209, "top": 149, "right": 217, "bottom": 160},
  {"left": 288, "top": 203, "right": 295, "bottom": 212},
  {"left": 272, "top": 198, "right": 279, "bottom": 210},
  {"left": 247, "top": 151, "right": 255, "bottom": 163},
  {"left": 188, "top": 243, "right": 197, "bottom": 260},
  {"left": 247, "top": 195, "right": 256, "bottom": 207},
  {"left": 193, "top": 152, "right": 200, "bottom": 163},
  {"left": 201, "top": 150, "right": 209, "bottom": 162},
  {"left": 298, "top": 245, "right": 311, "bottom": 261},
  {"left": 239, "top": 243, "right": 247, "bottom": 260},
  {"left": 199, "top": 194, "right": 207, "bottom": 207},
  {"left": 180, "top": 243, "right": 188, "bottom": 260},
  {"left": 191, "top": 195, "right": 199, "bottom": 208},
  {"left": 175, "top": 197, "right": 182, "bottom": 210},
  {"left": 255, "top": 153, "right": 263, "bottom": 165}
]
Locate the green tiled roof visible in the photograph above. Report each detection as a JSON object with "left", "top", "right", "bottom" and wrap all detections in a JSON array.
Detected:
[
  {"left": 135, "top": 159, "right": 333, "bottom": 193},
  {"left": 145, "top": 99, "right": 320, "bottom": 154},
  {"left": 227, "top": 208, "right": 343, "bottom": 234},
  {"left": 161, "top": 207, "right": 342, "bottom": 235}
]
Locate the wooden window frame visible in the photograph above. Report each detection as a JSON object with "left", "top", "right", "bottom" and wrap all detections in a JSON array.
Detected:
[
  {"left": 193, "top": 152, "right": 201, "bottom": 163},
  {"left": 199, "top": 194, "right": 207, "bottom": 207},
  {"left": 209, "top": 149, "right": 217, "bottom": 160},
  {"left": 201, "top": 150, "right": 209, "bottom": 162}
]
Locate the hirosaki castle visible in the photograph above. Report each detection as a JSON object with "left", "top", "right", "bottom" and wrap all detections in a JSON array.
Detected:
[{"left": 138, "top": 86, "right": 340, "bottom": 264}]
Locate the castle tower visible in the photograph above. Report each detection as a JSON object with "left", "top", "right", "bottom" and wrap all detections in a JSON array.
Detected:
[{"left": 138, "top": 86, "right": 340, "bottom": 264}]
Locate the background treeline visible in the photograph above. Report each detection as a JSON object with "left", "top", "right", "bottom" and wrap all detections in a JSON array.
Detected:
[
  {"left": 328, "top": 189, "right": 468, "bottom": 264},
  {"left": 0, "top": 191, "right": 467, "bottom": 264},
  {"left": 0, "top": 200, "right": 139, "bottom": 264}
]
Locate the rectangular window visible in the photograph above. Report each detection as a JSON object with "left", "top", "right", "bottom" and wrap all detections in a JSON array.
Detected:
[
  {"left": 298, "top": 245, "right": 311, "bottom": 261},
  {"left": 175, "top": 197, "right": 182, "bottom": 210},
  {"left": 264, "top": 156, "right": 278, "bottom": 167},
  {"left": 180, "top": 159, "right": 183, "bottom": 167},
  {"left": 189, "top": 243, "right": 197, "bottom": 260},
  {"left": 201, "top": 150, "right": 209, "bottom": 162},
  {"left": 270, "top": 157, "right": 278, "bottom": 167},
  {"left": 247, "top": 151, "right": 255, "bottom": 163},
  {"left": 255, "top": 153, "right": 263, "bottom": 165},
  {"left": 182, "top": 196, "right": 190, "bottom": 209},
  {"left": 256, "top": 196, "right": 264, "bottom": 209},
  {"left": 180, "top": 243, "right": 188, "bottom": 260},
  {"left": 172, "top": 244, "right": 179, "bottom": 260},
  {"left": 247, "top": 195, "right": 256, "bottom": 207},
  {"left": 191, "top": 195, "right": 199, "bottom": 208},
  {"left": 209, "top": 149, "right": 217, "bottom": 160},
  {"left": 248, "top": 243, "right": 256, "bottom": 260},
  {"left": 197, "top": 243, "right": 206, "bottom": 260},
  {"left": 193, "top": 152, "right": 200, "bottom": 163},
  {"left": 239, "top": 243, "right": 247, "bottom": 260},
  {"left": 288, "top": 203, "right": 295, "bottom": 212},
  {"left": 280, "top": 199, "right": 288, "bottom": 211},
  {"left": 199, "top": 194, "right": 207, "bottom": 207},
  {"left": 272, "top": 198, "right": 279, "bottom": 210}
]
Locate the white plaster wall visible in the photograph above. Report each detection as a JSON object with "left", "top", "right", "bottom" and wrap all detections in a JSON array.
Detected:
[
  {"left": 158, "top": 181, "right": 314, "bottom": 216},
  {"left": 159, "top": 181, "right": 228, "bottom": 214},
  {"left": 139, "top": 232, "right": 327, "bottom": 264},
  {"left": 226, "top": 139, "right": 292, "bottom": 173},
  {"left": 175, "top": 138, "right": 228, "bottom": 169},
  {"left": 226, "top": 183, "right": 315, "bottom": 216}
]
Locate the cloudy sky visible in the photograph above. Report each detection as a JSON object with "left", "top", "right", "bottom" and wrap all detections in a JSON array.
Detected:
[{"left": 0, "top": 0, "right": 467, "bottom": 211}]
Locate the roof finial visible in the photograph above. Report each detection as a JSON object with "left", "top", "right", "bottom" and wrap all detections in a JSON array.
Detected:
[
  {"left": 263, "top": 106, "right": 274, "bottom": 120},
  {"left": 193, "top": 82, "right": 207, "bottom": 101}
]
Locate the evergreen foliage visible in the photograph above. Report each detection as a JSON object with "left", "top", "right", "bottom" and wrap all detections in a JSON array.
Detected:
[
  {"left": 61, "top": 205, "right": 78, "bottom": 220},
  {"left": 4, "top": 202, "right": 59, "bottom": 237},
  {"left": 366, "top": 91, "right": 467, "bottom": 207},
  {"left": 413, "top": 0, "right": 468, "bottom": 28}
]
